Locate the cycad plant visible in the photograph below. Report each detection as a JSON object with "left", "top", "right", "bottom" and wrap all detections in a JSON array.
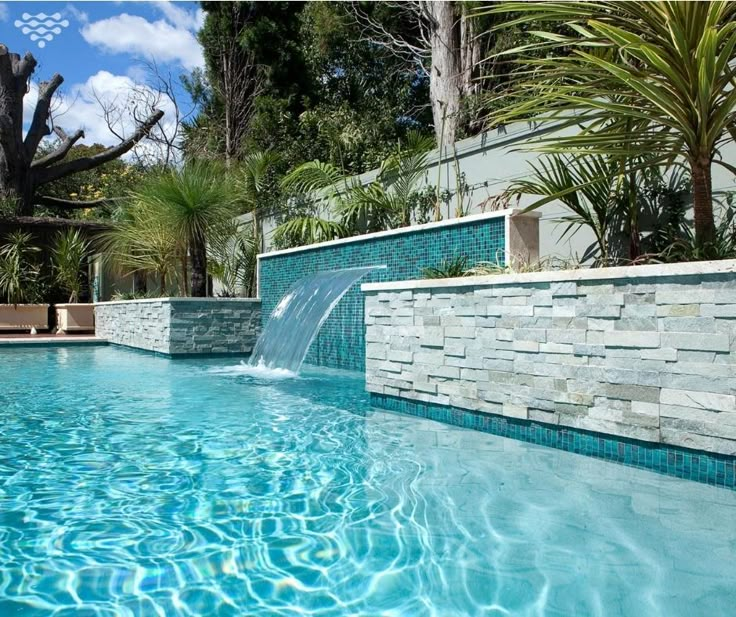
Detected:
[
  {"left": 132, "top": 161, "right": 241, "bottom": 297},
  {"left": 52, "top": 229, "right": 91, "bottom": 303},
  {"left": 479, "top": 1, "right": 736, "bottom": 245}
]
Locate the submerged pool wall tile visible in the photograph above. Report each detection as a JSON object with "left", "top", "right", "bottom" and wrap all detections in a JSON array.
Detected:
[
  {"left": 363, "top": 260, "right": 736, "bottom": 459},
  {"left": 257, "top": 212, "right": 512, "bottom": 371},
  {"left": 370, "top": 392, "right": 736, "bottom": 489},
  {"left": 95, "top": 298, "right": 261, "bottom": 355}
]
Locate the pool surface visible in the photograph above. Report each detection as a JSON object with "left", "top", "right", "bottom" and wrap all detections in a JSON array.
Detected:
[{"left": 1, "top": 347, "right": 735, "bottom": 616}]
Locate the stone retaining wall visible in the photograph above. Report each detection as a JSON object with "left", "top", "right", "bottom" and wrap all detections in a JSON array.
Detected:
[
  {"left": 95, "top": 298, "right": 261, "bottom": 355},
  {"left": 363, "top": 260, "right": 736, "bottom": 456}
]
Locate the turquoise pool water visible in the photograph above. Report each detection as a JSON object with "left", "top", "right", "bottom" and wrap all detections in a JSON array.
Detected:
[{"left": 1, "top": 346, "right": 735, "bottom": 616}]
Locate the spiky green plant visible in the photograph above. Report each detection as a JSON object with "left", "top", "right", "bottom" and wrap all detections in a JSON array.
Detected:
[
  {"left": 272, "top": 216, "right": 349, "bottom": 248},
  {"left": 479, "top": 1, "right": 736, "bottom": 245},
  {"left": 276, "top": 131, "right": 434, "bottom": 246},
  {"left": 422, "top": 256, "right": 470, "bottom": 279},
  {"left": 52, "top": 229, "right": 91, "bottom": 303},
  {"left": 131, "top": 161, "right": 241, "bottom": 297},
  {"left": 0, "top": 231, "right": 41, "bottom": 305},
  {"left": 101, "top": 199, "right": 182, "bottom": 296}
]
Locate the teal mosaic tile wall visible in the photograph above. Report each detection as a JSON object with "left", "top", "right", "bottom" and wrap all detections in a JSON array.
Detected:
[
  {"left": 258, "top": 216, "right": 506, "bottom": 371},
  {"left": 371, "top": 392, "right": 736, "bottom": 489}
]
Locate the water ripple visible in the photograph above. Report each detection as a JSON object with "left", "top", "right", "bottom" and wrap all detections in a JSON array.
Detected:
[{"left": 0, "top": 347, "right": 735, "bottom": 616}]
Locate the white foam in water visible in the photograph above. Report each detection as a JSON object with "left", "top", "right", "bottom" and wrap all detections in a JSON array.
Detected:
[{"left": 208, "top": 359, "right": 297, "bottom": 379}]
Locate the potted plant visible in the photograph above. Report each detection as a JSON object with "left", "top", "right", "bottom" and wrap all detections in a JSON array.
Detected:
[
  {"left": 0, "top": 231, "right": 49, "bottom": 332},
  {"left": 53, "top": 228, "right": 95, "bottom": 334}
]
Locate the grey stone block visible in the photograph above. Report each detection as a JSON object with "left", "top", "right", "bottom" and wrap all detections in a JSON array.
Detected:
[
  {"left": 605, "top": 383, "right": 660, "bottom": 403},
  {"left": 660, "top": 332, "right": 730, "bottom": 352},
  {"left": 660, "top": 388, "right": 735, "bottom": 412},
  {"left": 604, "top": 331, "right": 660, "bottom": 348}
]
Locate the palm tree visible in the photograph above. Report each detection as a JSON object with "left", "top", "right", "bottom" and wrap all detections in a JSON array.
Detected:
[
  {"left": 132, "top": 161, "right": 240, "bottom": 297},
  {"left": 479, "top": 1, "right": 736, "bottom": 245},
  {"left": 238, "top": 150, "right": 281, "bottom": 254}
]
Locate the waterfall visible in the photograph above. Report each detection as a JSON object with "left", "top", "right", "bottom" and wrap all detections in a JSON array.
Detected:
[{"left": 250, "top": 266, "right": 384, "bottom": 373}]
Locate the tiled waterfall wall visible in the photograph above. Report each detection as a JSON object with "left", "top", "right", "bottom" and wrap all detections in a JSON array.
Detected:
[
  {"left": 95, "top": 298, "right": 261, "bottom": 355},
  {"left": 258, "top": 210, "right": 538, "bottom": 371},
  {"left": 363, "top": 261, "right": 736, "bottom": 461}
]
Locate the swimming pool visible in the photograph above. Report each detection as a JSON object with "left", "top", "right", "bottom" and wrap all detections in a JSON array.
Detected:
[{"left": 1, "top": 346, "right": 735, "bottom": 616}]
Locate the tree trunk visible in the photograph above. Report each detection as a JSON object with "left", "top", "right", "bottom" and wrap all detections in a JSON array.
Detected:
[
  {"left": 180, "top": 251, "right": 189, "bottom": 296},
  {"left": 190, "top": 232, "right": 208, "bottom": 297},
  {"left": 691, "top": 156, "right": 715, "bottom": 246},
  {"left": 424, "top": 1, "right": 462, "bottom": 148},
  {"left": 133, "top": 270, "right": 147, "bottom": 295},
  {"left": 0, "top": 45, "right": 162, "bottom": 217}
]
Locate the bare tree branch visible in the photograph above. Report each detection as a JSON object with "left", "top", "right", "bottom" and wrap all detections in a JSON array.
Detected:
[
  {"left": 24, "top": 73, "right": 64, "bottom": 160},
  {"left": 34, "top": 195, "right": 117, "bottom": 210},
  {"left": 31, "top": 127, "right": 85, "bottom": 168},
  {"left": 35, "top": 109, "right": 164, "bottom": 185}
]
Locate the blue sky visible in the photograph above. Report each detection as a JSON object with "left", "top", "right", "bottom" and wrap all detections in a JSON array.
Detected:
[{"left": 1, "top": 1, "right": 203, "bottom": 149}]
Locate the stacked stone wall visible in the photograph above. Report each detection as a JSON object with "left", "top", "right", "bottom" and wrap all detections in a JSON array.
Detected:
[
  {"left": 364, "top": 261, "right": 736, "bottom": 455},
  {"left": 95, "top": 298, "right": 260, "bottom": 355}
]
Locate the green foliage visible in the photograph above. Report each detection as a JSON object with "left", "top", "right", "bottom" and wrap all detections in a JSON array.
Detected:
[
  {"left": 480, "top": 1, "right": 736, "bottom": 244},
  {"left": 655, "top": 198, "right": 736, "bottom": 263},
  {"left": 0, "top": 231, "right": 42, "bottom": 305},
  {"left": 509, "top": 153, "right": 692, "bottom": 265},
  {"left": 422, "top": 256, "right": 470, "bottom": 279},
  {"left": 133, "top": 160, "right": 240, "bottom": 243},
  {"left": 207, "top": 219, "right": 257, "bottom": 297},
  {"left": 0, "top": 194, "right": 19, "bottom": 219},
  {"left": 111, "top": 290, "right": 162, "bottom": 301},
  {"left": 272, "top": 216, "right": 349, "bottom": 249},
  {"left": 36, "top": 143, "right": 144, "bottom": 219},
  {"left": 467, "top": 255, "right": 582, "bottom": 276},
  {"left": 102, "top": 200, "right": 182, "bottom": 294},
  {"left": 104, "top": 161, "right": 245, "bottom": 297},
  {"left": 52, "top": 229, "right": 91, "bottom": 303},
  {"left": 187, "top": 1, "right": 432, "bottom": 174},
  {"left": 275, "top": 132, "right": 434, "bottom": 247}
]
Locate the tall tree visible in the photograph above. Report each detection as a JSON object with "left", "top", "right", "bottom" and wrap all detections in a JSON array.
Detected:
[
  {"left": 351, "top": 1, "right": 486, "bottom": 147},
  {"left": 0, "top": 46, "right": 163, "bottom": 216},
  {"left": 185, "top": 2, "right": 431, "bottom": 174}
]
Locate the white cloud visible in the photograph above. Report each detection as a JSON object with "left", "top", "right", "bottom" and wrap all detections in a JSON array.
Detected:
[
  {"left": 64, "top": 3, "right": 89, "bottom": 25},
  {"left": 81, "top": 12, "right": 204, "bottom": 70},
  {"left": 154, "top": 1, "right": 204, "bottom": 32},
  {"left": 0, "top": 3, "right": 8, "bottom": 22}
]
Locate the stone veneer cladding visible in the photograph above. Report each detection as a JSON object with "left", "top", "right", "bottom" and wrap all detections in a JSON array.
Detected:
[
  {"left": 363, "top": 260, "right": 736, "bottom": 462},
  {"left": 95, "top": 298, "right": 260, "bottom": 355},
  {"left": 258, "top": 212, "right": 508, "bottom": 371}
]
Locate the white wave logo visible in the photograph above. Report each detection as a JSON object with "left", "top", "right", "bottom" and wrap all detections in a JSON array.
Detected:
[{"left": 14, "top": 12, "right": 70, "bottom": 48}]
